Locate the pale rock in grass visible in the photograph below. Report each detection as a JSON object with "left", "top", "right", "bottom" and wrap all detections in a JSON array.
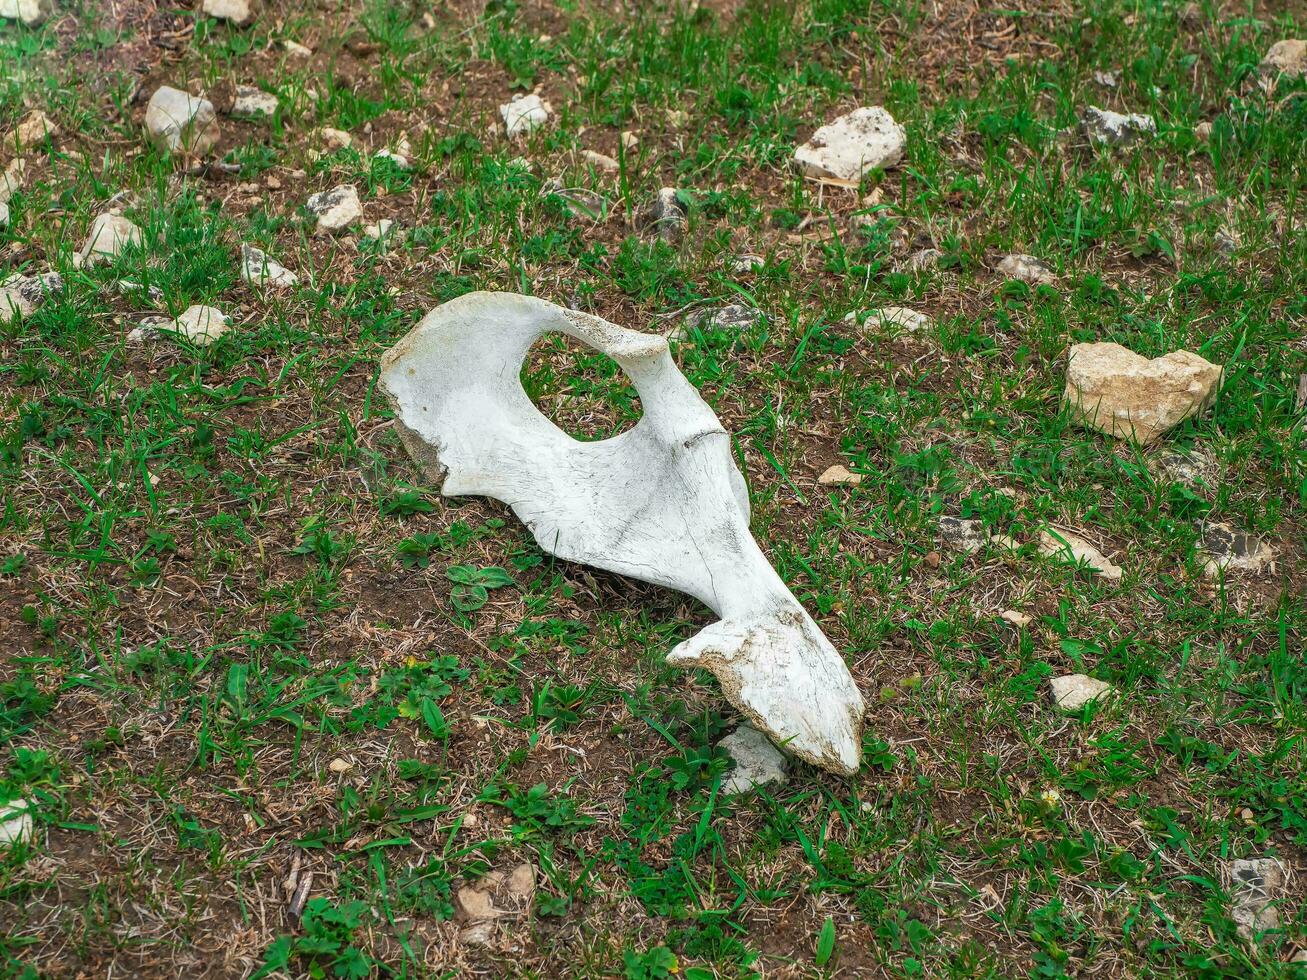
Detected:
[
  {"left": 283, "top": 38, "right": 312, "bottom": 57},
  {"left": 201, "top": 0, "right": 251, "bottom": 25},
  {"left": 1049, "top": 674, "right": 1114, "bottom": 711},
  {"left": 1199, "top": 521, "right": 1273, "bottom": 577},
  {"left": 306, "top": 183, "right": 362, "bottom": 234},
  {"left": 10, "top": 109, "right": 55, "bottom": 146},
  {"left": 1000, "top": 609, "right": 1032, "bottom": 627},
  {"left": 231, "top": 86, "right": 278, "bottom": 118},
  {"left": 1194, "top": 121, "right": 1213, "bottom": 141},
  {"left": 363, "top": 218, "right": 396, "bottom": 240},
  {"left": 373, "top": 148, "right": 410, "bottom": 170},
  {"left": 939, "top": 516, "right": 987, "bottom": 554},
  {"left": 1260, "top": 39, "right": 1306, "bottom": 79},
  {"left": 0, "top": 271, "right": 61, "bottom": 319},
  {"left": 1215, "top": 227, "right": 1239, "bottom": 257},
  {"left": 1064, "top": 342, "right": 1223, "bottom": 444},
  {"left": 719, "top": 724, "right": 788, "bottom": 794},
  {"left": 318, "top": 126, "right": 352, "bottom": 151},
  {"left": 499, "top": 93, "right": 551, "bottom": 138},
  {"left": 907, "top": 247, "right": 942, "bottom": 272},
  {"left": 241, "top": 244, "right": 297, "bottom": 288},
  {"left": 1082, "top": 106, "right": 1156, "bottom": 147},
  {"left": 1039, "top": 528, "right": 1122, "bottom": 581},
  {"left": 144, "top": 86, "right": 220, "bottom": 156},
  {"left": 1092, "top": 69, "right": 1120, "bottom": 88},
  {"left": 620, "top": 130, "right": 639, "bottom": 150},
  {"left": 0, "top": 201, "right": 7, "bottom": 227},
  {"left": 818, "top": 464, "right": 862, "bottom": 487},
  {"left": 1147, "top": 447, "right": 1216, "bottom": 488},
  {"left": 115, "top": 279, "right": 164, "bottom": 303},
  {"left": 454, "top": 861, "right": 535, "bottom": 947},
  {"left": 173, "top": 304, "right": 229, "bottom": 345},
  {"left": 730, "top": 253, "right": 764, "bottom": 273},
  {"left": 581, "top": 149, "right": 619, "bottom": 172},
  {"left": 77, "top": 213, "right": 142, "bottom": 267},
  {"left": 1229, "top": 857, "right": 1285, "bottom": 939},
  {"left": 693, "top": 303, "right": 765, "bottom": 332},
  {"left": 638, "top": 186, "right": 686, "bottom": 240},
  {"left": 0, "top": 157, "right": 26, "bottom": 204},
  {"left": 847, "top": 306, "right": 933, "bottom": 332},
  {"left": 0, "top": 798, "right": 33, "bottom": 849},
  {"left": 997, "top": 253, "right": 1055, "bottom": 284},
  {"left": 666, "top": 108, "right": 689, "bottom": 128},
  {"left": 0, "top": 0, "right": 52, "bottom": 26},
  {"left": 794, "top": 106, "right": 906, "bottom": 181}
]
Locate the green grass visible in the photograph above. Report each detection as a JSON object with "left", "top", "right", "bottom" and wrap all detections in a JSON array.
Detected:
[{"left": 1, "top": 0, "right": 1304, "bottom": 976}]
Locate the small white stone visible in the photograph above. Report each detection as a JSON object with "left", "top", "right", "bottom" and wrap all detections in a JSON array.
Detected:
[
  {"left": 1049, "top": 674, "right": 1114, "bottom": 711},
  {"left": 0, "top": 157, "right": 25, "bottom": 204},
  {"left": 144, "top": 86, "right": 220, "bottom": 156},
  {"left": 997, "top": 253, "right": 1055, "bottom": 284},
  {"left": 794, "top": 106, "right": 906, "bottom": 181},
  {"left": 848, "top": 307, "right": 933, "bottom": 332},
  {"left": 581, "top": 149, "right": 619, "bottom": 172},
  {"left": 1000, "top": 609, "right": 1032, "bottom": 627},
  {"left": 283, "top": 39, "right": 312, "bottom": 57},
  {"left": 939, "top": 516, "right": 987, "bottom": 554},
  {"left": 328, "top": 758, "right": 352, "bottom": 774},
  {"left": 173, "top": 305, "right": 229, "bottom": 346},
  {"left": 0, "top": 271, "right": 62, "bottom": 319},
  {"left": 620, "top": 130, "right": 639, "bottom": 150},
  {"left": 1229, "top": 857, "right": 1285, "bottom": 939},
  {"left": 10, "top": 109, "right": 55, "bottom": 146},
  {"left": 1038, "top": 529, "right": 1122, "bottom": 581},
  {"left": 1082, "top": 106, "right": 1156, "bottom": 147},
  {"left": 232, "top": 86, "right": 278, "bottom": 117},
  {"left": 373, "top": 148, "right": 410, "bottom": 170},
  {"left": 729, "top": 253, "right": 764, "bottom": 273},
  {"left": 1260, "top": 39, "right": 1306, "bottom": 79},
  {"left": 0, "top": 798, "right": 33, "bottom": 849},
  {"left": 0, "top": 0, "right": 51, "bottom": 26},
  {"left": 1199, "top": 522, "right": 1274, "bottom": 577},
  {"left": 201, "top": 0, "right": 251, "bottom": 24},
  {"left": 77, "top": 213, "right": 142, "bottom": 267},
  {"left": 1092, "top": 70, "right": 1119, "bottom": 88},
  {"left": 318, "top": 127, "right": 352, "bottom": 151},
  {"left": 719, "top": 724, "right": 788, "bottom": 794},
  {"left": 817, "top": 464, "right": 862, "bottom": 486},
  {"left": 241, "top": 244, "right": 297, "bottom": 288},
  {"left": 499, "top": 94, "right": 551, "bottom": 138},
  {"left": 363, "top": 218, "right": 396, "bottom": 240},
  {"left": 306, "top": 183, "right": 363, "bottom": 234}
]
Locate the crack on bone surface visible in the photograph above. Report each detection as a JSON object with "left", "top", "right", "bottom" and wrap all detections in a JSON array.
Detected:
[{"left": 379, "top": 292, "right": 866, "bottom": 774}]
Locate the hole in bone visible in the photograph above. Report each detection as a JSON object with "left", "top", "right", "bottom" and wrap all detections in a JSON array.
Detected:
[{"left": 520, "top": 333, "right": 643, "bottom": 442}]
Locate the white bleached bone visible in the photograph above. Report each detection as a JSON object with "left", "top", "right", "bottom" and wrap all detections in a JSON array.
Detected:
[{"left": 380, "top": 292, "right": 865, "bottom": 774}]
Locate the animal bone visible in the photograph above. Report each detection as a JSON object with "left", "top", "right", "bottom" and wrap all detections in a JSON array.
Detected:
[{"left": 379, "top": 293, "right": 865, "bottom": 774}]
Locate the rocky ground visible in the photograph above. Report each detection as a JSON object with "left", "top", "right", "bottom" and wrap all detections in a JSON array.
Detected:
[{"left": 0, "top": 0, "right": 1304, "bottom": 977}]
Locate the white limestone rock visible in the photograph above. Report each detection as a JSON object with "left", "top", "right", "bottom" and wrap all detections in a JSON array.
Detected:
[
  {"left": 379, "top": 292, "right": 867, "bottom": 774},
  {"left": 794, "top": 106, "right": 906, "bottom": 181},
  {"left": 848, "top": 307, "right": 933, "bottom": 332},
  {"left": 1039, "top": 529, "right": 1122, "bottom": 581},
  {"left": 0, "top": 157, "right": 25, "bottom": 204},
  {"left": 1064, "top": 342, "right": 1223, "bottom": 445},
  {"left": 373, "top": 148, "right": 410, "bottom": 170},
  {"left": 231, "top": 86, "right": 278, "bottom": 117},
  {"left": 318, "top": 127, "right": 352, "bottom": 151},
  {"left": 581, "top": 149, "right": 619, "bottom": 172},
  {"left": 939, "top": 516, "right": 987, "bottom": 554},
  {"left": 306, "top": 183, "right": 362, "bottom": 234},
  {"left": 638, "top": 187, "right": 686, "bottom": 240},
  {"left": 172, "top": 304, "right": 229, "bottom": 346},
  {"left": 0, "top": 271, "right": 61, "bottom": 319},
  {"left": 201, "top": 0, "right": 250, "bottom": 24},
  {"left": 0, "top": 0, "right": 51, "bottom": 26},
  {"left": 363, "top": 218, "right": 396, "bottom": 240},
  {"left": 997, "top": 253, "right": 1055, "bottom": 284},
  {"left": 0, "top": 798, "right": 33, "bottom": 849},
  {"left": 10, "top": 109, "right": 55, "bottom": 146},
  {"left": 1229, "top": 858, "right": 1285, "bottom": 939},
  {"left": 719, "top": 724, "right": 788, "bottom": 794},
  {"left": 1082, "top": 106, "right": 1156, "bottom": 147},
  {"left": 818, "top": 464, "right": 861, "bottom": 487},
  {"left": 1199, "top": 522, "right": 1274, "bottom": 577},
  {"left": 241, "top": 244, "right": 297, "bottom": 288},
  {"left": 1260, "top": 39, "right": 1306, "bottom": 79},
  {"left": 144, "top": 86, "right": 220, "bottom": 156},
  {"left": 283, "top": 39, "right": 312, "bottom": 57},
  {"left": 77, "top": 213, "right": 142, "bottom": 267},
  {"left": 500, "top": 94, "right": 551, "bottom": 138},
  {"left": 1050, "top": 674, "right": 1114, "bottom": 711}
]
